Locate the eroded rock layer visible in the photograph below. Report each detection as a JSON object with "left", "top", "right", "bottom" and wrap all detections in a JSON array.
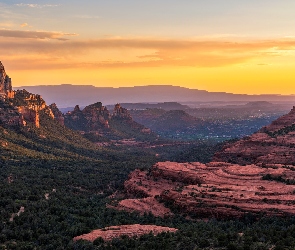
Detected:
[
  {"left": 73, "top": 224, "right": 178, "bottom": 242},
  {"left": 114, "top": 161, "right": 295, "bottom": 218}
]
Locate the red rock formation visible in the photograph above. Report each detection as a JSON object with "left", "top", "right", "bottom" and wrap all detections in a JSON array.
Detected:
[
  {"left": 73, "top": 224, "right": 178, "bottom": 242},
  {"left": 49, "top": 103, "right": 65, "bottom": 126},
  {"left": 1, "top": 62, "right": 59, "bottom": 128},
  {"left": 113, "top": 103, "right": 132, "bottom": 120},
  {"left": 113, "top": 161, "right": 295, "bottom": 218},
  {"left": 115, "top": 197, "right": 173, "bottom": 217},
  {"left": 18, "top": 106, "right": 40, "bottom": 128},
  {"left": 0, "top": 61, "right": 13, "bottom": 97},
  {"left": 65, "top": 102, "right": 111, "bottom": 131}
]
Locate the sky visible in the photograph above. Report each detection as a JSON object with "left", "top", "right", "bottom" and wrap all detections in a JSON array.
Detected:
[{"left": 0, "top": 0, "right": 295, "bottom": 94}]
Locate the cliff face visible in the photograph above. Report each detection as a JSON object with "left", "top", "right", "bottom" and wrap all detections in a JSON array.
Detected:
[
  {"left": 49, "top": 103, "right": 65, "bottom": 126},
  {"left": 0, "top": 61, "right": 62, "bottom": 128},
  {"left": 12, "top": 90, "right": 52, "bottom": 128},
  {"left": 214, "top": 106, "right": 295, "bottom": 165},
  {"left": 0, "top": 61, "right": 13, "bottom": 98}
]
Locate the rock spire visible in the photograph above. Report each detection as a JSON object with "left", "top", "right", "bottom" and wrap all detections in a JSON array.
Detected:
[{"left": 0, "top": 61, "right": 13, "bottom": 97}]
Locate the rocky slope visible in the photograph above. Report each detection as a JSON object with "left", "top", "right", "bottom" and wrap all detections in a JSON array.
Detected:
[
  {"left": 73, "top": 224, "right": 178, "bottom": 242},
  {"left": 214, "top": 106, "right": 295, "bottom": 165},
  {"left": 113, "top": 161, "right": 295, "bottom": 218}
]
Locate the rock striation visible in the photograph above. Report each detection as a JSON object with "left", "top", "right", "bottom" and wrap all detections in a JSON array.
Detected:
[
  {"left": 114, "top": 161, "right": 295, "bottom": 218},
  {"left": 214, "top": 106, "right": 295, "bottom": 165},
  {"left": 73, "top": 224, "right": 178, "bottom": 242}
]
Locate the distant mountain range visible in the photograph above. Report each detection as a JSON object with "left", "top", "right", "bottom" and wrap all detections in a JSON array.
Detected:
[{"left": 14, "top": 84, "right": 295, "bottom": 108}]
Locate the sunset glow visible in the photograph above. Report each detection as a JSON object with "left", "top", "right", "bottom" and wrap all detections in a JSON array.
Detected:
[{"left": 0, "top": 0, "right": 294, "bottom": 94}]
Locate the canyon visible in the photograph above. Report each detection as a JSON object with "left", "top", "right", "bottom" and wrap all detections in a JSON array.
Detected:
[{"left": 110, "top": 106, "right": 295, "bottom": 219}]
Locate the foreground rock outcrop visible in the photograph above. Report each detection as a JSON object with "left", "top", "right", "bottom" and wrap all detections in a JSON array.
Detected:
[
  {"left": 113, "top": 161, "right": 295, "bottom": 218},
  {"left": 73, "top": 224, "right": 178, "bottom": 242},
  {"left": 0, "top": 61, "right": 65, "bottom": 128},
  {"left": 214, "top": 106, "right": 295, "bottom": 165}
]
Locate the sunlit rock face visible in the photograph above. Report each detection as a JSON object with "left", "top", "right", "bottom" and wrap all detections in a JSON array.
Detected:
[
  {"left": 49, "top": 103, "right": 65, "bottom": 126},
  {"left": 0, "top": 61, "right": 13, "bottom": 98},
  {"left": 0, "top": 61, "right": 61, "bottom": 128}
]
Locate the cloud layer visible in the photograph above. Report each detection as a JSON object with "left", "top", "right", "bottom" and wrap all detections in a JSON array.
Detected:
[
  {"left": 1, "top": 32, "right": 294, "bottom": 70},
  {"left": 15, "top": 3, "right": 60, "bottom": 8},
  {"left": 0, "top": 29, "right": 77, "bottom": 40}
]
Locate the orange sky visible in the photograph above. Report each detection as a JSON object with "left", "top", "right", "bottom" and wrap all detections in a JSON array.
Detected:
[{"left": 0, "top": 1, "right": 295, "bottom": 94}]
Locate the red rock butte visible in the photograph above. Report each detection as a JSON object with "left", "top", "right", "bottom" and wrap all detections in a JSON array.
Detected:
[{"left": 73, "top": 224, "right": 178, "bottom": 242}]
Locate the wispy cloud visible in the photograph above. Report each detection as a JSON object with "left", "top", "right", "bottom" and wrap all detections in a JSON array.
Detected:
[
  {"left": 15, "top": 3, "right": 60, "bottom": 8},
  {"left": 0, "top": 29, "right": 77, "bottom": 40}
]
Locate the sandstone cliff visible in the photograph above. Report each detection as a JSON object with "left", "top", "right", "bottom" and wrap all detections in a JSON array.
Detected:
[
  {"left": 0, "top": 61, "right": 63, "bottom": 128},
  {"left": 49, "top": 103, "right": 65, "bottom": 126},
  {"left": 0, "top": 61, "right": 13, "bottom": 98}
]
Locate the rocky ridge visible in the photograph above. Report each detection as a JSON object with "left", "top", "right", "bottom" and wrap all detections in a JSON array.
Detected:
[
  {"left": 64, "top": 102, "right": 154, "bottom": 141},
  {"left": 214, "top": 106, "right": 295, "bottom": 165},
  {"left": 1, "top": 62, "right": 140, "bottom": 136}
]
